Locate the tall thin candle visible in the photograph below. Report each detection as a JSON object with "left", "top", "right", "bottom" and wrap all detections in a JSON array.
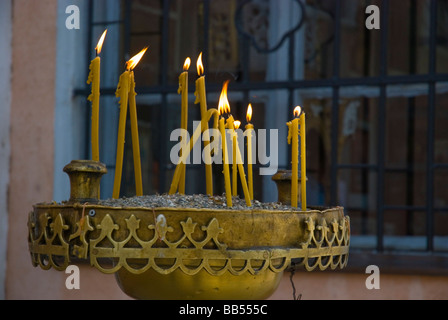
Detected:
[
  {"left": 225, "top": 116, "right": 237, "bottom": 196},
  {"left": 232, "top": 120, "right": 240, "bottom": 196},
  {"left": 112, "top": 47, "right": 148, "bottom": 199},
  {"left": 223, "top": 90, "right": 251, "bottom": 206},
  {"left": 112, "top": 70, "right": 130, "bottom": 199},
  {"left": 233, "top": 120, "right": 252, "bottom": 206},
  {"left": 194, "top": 53, "right": 213, "bottom": 195},
  {"left": 287, "top": 106, "right": 301, "bottom": 208},
  {"left": 218, "top": 82, "right": 232, "bottom": 207},
  {"left": 300, "top": 111, "right": 307, "bottom": 210},
  {"left": 245, "top": 104, "right": 254, "bottom": 200},
  {"left": 87, "top": 29, "right": 107, "bottom": 162},
  {"left": 129, "top": 71, "right": 143, "bottom": 196},
  {"left": 178, "top": 58, "right": 191, "bottom": 194}
]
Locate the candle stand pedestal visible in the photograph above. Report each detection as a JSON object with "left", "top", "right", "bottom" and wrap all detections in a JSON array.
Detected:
[
  {"left": 271, "top": 169, "right": 308, "bottom": 206},
  {"left": 63, "top": 160, "right": 107, "bottom": 203},
  {"left": 27, "top": 161, "right": 350, "bottom": 300}
]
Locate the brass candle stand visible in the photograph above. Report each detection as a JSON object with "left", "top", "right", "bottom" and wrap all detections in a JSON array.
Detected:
[{"left": 27, "top": 161, "right": 350, "bottom": 300}]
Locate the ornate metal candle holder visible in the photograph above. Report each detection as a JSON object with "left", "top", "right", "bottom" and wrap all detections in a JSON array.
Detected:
[{"left": 27, "top": 161, "right": 350, "bottom": 300}]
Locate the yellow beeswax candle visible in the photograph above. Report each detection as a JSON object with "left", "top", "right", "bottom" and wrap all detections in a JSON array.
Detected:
[
  {"left": 233, "top": 121, "right": 251, "bottom": 206},
  {"left": 87, "top": 56, "right": 100, "bottom": 161},
  {"left": 112, "top": 70, "right": 130, "bottom": 199},
  {"left": 232, "top": 122, "right": 238, "bottom": 196},
  {"left": 217, "top": 81, "right": 233, "bottom": 206},
  {"left": 245, "top": 104, "right": 254, "bottom": 200},
  {"left": 178, "top": 58, "right": 191, "bottom": 194},
  {"left": 225, "top": 116, "right": 237, "bottom": 196},
  {"left": 87, "top": 29, "right": 107, "bottom": 162},
  {"left": 236, "top": 148, "right": 252, "bottom": 207},
  {"left": 300, "top": 112, "right": 307, "bottom": 210},
  {"left": 112, "top": 47, "right": 148, "bottom": 199},
  {"left": 287, "top": 106, "right": 301, "bottom": 208},
  {"left": 221, "top": 85, "right": 250, "bottom": 206},
  {"left": 219, "top": 117, "right": 232, "bottom": 207},
  {"left": 194, "top": 53, "right": 213, "bottom": 195},
  {"left": 129, "top": 71, "right": 143, "bottom": 196}
]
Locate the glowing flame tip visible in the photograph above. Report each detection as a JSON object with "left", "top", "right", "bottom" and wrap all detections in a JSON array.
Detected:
[
  {"left": 127, "top": 47, "right": 148, "bottom": 71},
  {"left": 218, "top": 80, "right": 230, "bottom": 115},
  {"left": 234, "top": 120, "right": 241, "bottom": 130},
  {"left": 197, "top": 52, "right": 204, "bottom": 76},
  {"left": 246, "top": 103, "right": 253, "bottom": 123},
  {"left": 95, "top": 29, "right": 108, "bottom": 55},
  {"left": 294, "top": 106, "right": 302, "bottom": 118},
  {"left": 183, "top": 57, "right": 191, "bottom": 71}
]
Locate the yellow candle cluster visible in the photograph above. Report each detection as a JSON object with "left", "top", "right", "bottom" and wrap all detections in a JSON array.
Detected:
[
  {"left": 169, "top": 109, "right": 219, "bottom": 195},
  {"left": 227, "top": 117, "right": 251, "bottom": 207},
  {"left": 219, "top": 81, "right": 251, "bottom": 207},
  {"left": 86, "top": 30, "right": 147, "bottom": 200},
  {"left": 169, "top": 58, "right": 309, "bottom": 211},
  {"left": 169, "top": 53, "right": 215, "bottom": 196},
  {"left": 88, "top": 38, "right": 307, "bottom": 209}
]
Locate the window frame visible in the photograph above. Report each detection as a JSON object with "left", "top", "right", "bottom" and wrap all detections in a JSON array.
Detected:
[{"left": 76, "top": 0, "right": 448, "bottom": 274}]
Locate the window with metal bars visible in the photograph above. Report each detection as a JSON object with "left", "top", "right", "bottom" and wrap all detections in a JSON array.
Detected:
[{"left": 77, "top": 0, "right": 448, "bottom": 273}]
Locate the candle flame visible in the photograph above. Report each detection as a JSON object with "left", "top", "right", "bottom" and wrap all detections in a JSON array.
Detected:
[
  {"left": 246, "top": 103, "right": 253, "bottom": 123},
  {"left": 197, "top": 52, "right": 204, "bottom": 76},
  {"left": 95, "top": 29, "right": 108, "bottom": 55},
  {"left": 127, "top": 47, "right": 148, "bottom": 71},
  {"left": 234, "top": 120, "right": 241, "bottom": 130},
  {"left": 218, "top": 80, "right": 230, "bottom": 115},
  {"left": 294, "top": 106, "right": 302, "bottom": 118},
  {"left": 183, "top": 57, "right": 191, "bottom": 71}
]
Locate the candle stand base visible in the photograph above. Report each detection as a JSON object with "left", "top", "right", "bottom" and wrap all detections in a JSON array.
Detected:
[{"left": 27, "top": 161, "right": 350, "bottom": 300}]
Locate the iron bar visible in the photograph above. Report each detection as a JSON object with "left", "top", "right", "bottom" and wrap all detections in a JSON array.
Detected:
[
  {"left": 157, "top": 0, "right": 171, "bottom": 194},
  {"left": 330, "top": 0, "right": 341, "bottom": 206},
  {"left": 406, "top": 0, "right": 417, "bottom": 236},
  {"left": 426, "top": 0, "right": 437, "bottom": 251},
  {"left": 287, "top": 32, "right": 295, "bottom": 169},
  {"left": 376, "top": 0, "right": 389, "bottom": 252},
  {"left": 198, "top": 0, "right": 210, "bottom": 195},
  {"left": 92, "top": 20, "right": 124, "bottom": 26},
  {"left": 84, "top": 0, "right": 94, "bottom": 160},
  {"left": 384, "top": 205, "right": 426, "bottom": 211},
  {"left": 74, "top": 73, "right": 448, "bottom": 97},
  {"left": 123, "top": 0, "right": 132, "bottom": 60}
]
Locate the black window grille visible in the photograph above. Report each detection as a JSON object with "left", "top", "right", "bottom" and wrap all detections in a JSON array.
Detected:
[{"left": 77, "top": 0, "right": 448, "bottom": 273}]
